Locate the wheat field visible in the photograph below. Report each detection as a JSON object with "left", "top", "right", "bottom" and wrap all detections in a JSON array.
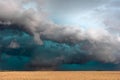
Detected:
[{"left": 0, "top": 71, "right": 120, "bottom": 80}]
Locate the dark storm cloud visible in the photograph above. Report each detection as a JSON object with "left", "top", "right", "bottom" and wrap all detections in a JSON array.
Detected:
[{"left": 0, "top": 0, "right": 120, "bottom": 70}]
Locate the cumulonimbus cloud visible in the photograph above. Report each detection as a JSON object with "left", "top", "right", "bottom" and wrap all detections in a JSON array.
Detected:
[{"left": 0, "top": 0, "right": 120, "bottom": 70}]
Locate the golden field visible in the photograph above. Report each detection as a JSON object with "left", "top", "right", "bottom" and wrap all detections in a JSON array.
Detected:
[{"left": 0, "top": 71, "right": 120, "bottom": 80}]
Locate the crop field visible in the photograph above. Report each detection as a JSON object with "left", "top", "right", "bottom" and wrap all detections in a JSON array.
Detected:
[{"left": 0, "top": 71, "right": 120, "bottom": 80}]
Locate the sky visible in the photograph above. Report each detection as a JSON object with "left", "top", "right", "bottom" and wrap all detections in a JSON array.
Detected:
[{"left": 0, "top": 0, "right": 120, "bottom": 70}]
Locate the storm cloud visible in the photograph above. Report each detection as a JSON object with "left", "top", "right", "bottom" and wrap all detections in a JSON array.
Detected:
[{"left": 0, "top": 0, "right": 120, "bottom": 70}]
